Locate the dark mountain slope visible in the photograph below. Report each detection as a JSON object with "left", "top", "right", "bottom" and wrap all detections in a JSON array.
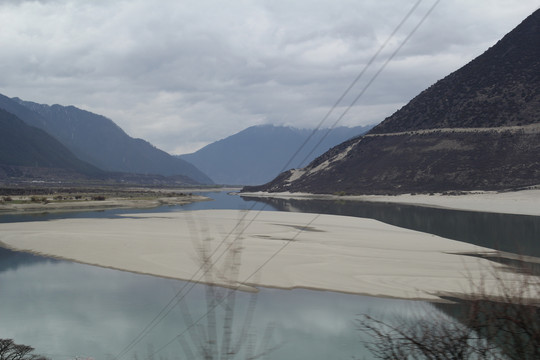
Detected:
[
  {"left": 249, "top": 129, "right": 540, "bottom": 194},
  {"left": 180, "top": 124, "right": 372, "bottom": 185},
  {"left": 0, "top": 94, "right": 48, "bottom": 130},
  {"left": 0, "top": 108, "right": 103, "bottom": 180},
  {"left": 244, "top": 9, "right": 540, "bottom": 194},
  {"left": 0, "top": 95, "right": 212, "bottom": 184},
  {"left": 372, "top": 9, "right": 540, "bottom": 133}
]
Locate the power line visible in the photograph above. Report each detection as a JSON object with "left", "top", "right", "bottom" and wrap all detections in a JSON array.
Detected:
[
  {"left": 162, "top": 0, "right": 440, "bottom": 345},
  {"left": 113, "top": 0, "right": 440, "bottom": 358},
  {"left": 149, "top": 212, "right": 323, "bottom": 357},
  {"left": 111, "top": 211, "right": 258, "bottom": 360},
  {"left": 297, "top": 0, "right": 440, "bottom": 167},
  {"left": 288, "top": 0, "right": 424, "bottom": 170}
]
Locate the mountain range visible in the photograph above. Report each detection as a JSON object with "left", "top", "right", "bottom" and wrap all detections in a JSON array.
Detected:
[
  {"left": 244, "top": 9, "right": 540, "bottom": 194},
  {"left": 0, "top": 94, "right": 213, "bottom": 185},
  {"left": 180, "top": 124, "right": 372, "bottom": 185},
  {"left": 0, "top": 93, "right": 371, "bottom": 187},
  {"left": 0, "top": 108, "right": 104, "bottom": 181}
]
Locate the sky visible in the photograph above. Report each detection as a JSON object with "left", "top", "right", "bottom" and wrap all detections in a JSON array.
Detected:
[{"left": 0, "top": 0, "right": 538, "bottom": 155}]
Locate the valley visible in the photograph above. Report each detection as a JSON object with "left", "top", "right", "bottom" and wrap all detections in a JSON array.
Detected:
[{"left": 0, "top": 4, "right": 538, "bottom": 360}]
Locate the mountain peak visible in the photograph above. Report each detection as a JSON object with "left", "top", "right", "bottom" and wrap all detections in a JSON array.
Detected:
[
  {"left": 245, "top": 9, "right": 540, "bottom": 194},
  {"left": 371, "top": 8, "right": 540, "bottom": 134},
  {"left": 1, "top": 95, "right": 213, "bottom": 184}
]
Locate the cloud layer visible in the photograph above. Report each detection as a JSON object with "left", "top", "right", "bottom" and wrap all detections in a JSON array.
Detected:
[{"left": 0, "top": 0, "right": 538, "bottom": 154}]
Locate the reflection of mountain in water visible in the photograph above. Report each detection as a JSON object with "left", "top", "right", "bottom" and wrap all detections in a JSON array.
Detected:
[
  {"left": 242, "top": 196, "right": 540, "bottom": 257},
  {"left": 0, "top": 247, "right": 60, "bottom": 274}
]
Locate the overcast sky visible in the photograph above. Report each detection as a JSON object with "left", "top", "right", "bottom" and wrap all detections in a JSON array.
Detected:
[{"left": 0, "top": 0, "right": 538, "bottom": 154}]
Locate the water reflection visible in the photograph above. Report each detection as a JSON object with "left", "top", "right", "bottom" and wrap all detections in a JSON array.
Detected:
[
  {"left": 0, "top": 247, "right": 59, "bottom": 273},
  {"left": 242, "top": 196, "right": 540, "bottom": 257},
  {"left": 1, "top": 191, "right": 539, "bottom": 359},
  {"left": 0, "top": 247, "right": 426, "bottom": 360},
  {"left": 182, "top": 191, "right": 278, "bottom": 212},
  {"left": 0, "top": 191, "right": 277, "bottom": 224}
]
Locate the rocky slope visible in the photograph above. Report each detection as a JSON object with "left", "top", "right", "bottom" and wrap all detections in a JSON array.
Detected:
[{"left": 244, "top": 9, "right": 540, "bottom": 194}]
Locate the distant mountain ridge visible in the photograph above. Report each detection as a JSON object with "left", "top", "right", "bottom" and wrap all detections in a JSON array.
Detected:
[
  {"left": 0, "top": 108, "right": 103, "bottom": 181},
  {"left": 0, "top": 94, "right": 212, "bottom": 184},
  {"left": 244, "top": 9, "right": 540, "bottom": 194},
  {"left": 180, "top": 124, "right": 372, "bottom": 185}
]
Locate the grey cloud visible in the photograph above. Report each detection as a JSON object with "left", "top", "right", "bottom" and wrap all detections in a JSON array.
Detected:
[{"left": 0, "top": 0, "right": 538, "bottom": 154}]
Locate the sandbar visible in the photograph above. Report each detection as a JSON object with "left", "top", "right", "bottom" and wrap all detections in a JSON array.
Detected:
[{"left": 0, "top": 209, "right": 531, "bottom": 301}]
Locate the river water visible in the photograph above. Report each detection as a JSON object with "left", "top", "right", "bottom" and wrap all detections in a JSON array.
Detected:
[{"left": 0, "top": 191, "right": 538, "bottom": 359}]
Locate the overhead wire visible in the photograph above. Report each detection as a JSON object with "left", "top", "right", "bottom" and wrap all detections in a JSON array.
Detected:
[
  {"left": 114, "top": 1, "right": 434, "bottom": 358},
  {"left": 297, "top": 0, "right": 440, "bottom": 167},
  {"left": 148, "top": 213, "right": 321, "bottom": 356},
  {"left": 113, "top": 0, "right": 440, "bottom": 358},
  {"left": 287, "top": 0, "right": 423, "bottom": 170},
  {"left": 111, "top": 211, "right": 259, "bottom": 360}
]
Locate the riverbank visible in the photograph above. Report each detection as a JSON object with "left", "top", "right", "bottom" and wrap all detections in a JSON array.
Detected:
[
  {"left": 0, "top": 187, "right": 216, "bottom": 214},
  {"left": 0, "top": 209, "right": 531, "bottom": 302},
  {"left": 239, "top": 188, "right": 540, "bottom": 216}
]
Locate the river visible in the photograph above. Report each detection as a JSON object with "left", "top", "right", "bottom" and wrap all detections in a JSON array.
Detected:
[{"left": 0, "top": 190, "right": 538, "bottom": 359}]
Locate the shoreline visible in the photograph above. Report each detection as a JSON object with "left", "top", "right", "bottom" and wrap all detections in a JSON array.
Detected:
[
  {"left": 0, "top": 187, "right": 225, "bottom": 215},
  {"left": 0, "top": 209, "right": 533, "bottom": 302},
  {"left": 0, "top": 240, "right": 458, "bottom": 301},
  {"left": 239, "top": 188, "right": 540, "bottom": 216}
]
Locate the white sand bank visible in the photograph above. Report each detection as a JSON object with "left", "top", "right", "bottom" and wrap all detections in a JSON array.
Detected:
[
  {"left": 240, "top": 189, "right": 540, "bottom": 216},
  {"left": 0, "top": 209, "right": 529, "bottom": 301}
]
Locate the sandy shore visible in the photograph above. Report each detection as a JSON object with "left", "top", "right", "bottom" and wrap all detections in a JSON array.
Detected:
[
  {"left": 240, "top": 188, "right": 540, "bottom": 216},
  {"left": 0, "top": 209, "right": 532, "bottom": 301}
]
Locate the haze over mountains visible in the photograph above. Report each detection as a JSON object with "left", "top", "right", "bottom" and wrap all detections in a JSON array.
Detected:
[
  {"left": 245, "top": 9, "right": 540, "bottom": 195},
  {"left": 180, "top": 124, "right": 372, "bottom": 185},
  {"left": 0, "top": 94, "right": 212, "bottom": 185}
]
